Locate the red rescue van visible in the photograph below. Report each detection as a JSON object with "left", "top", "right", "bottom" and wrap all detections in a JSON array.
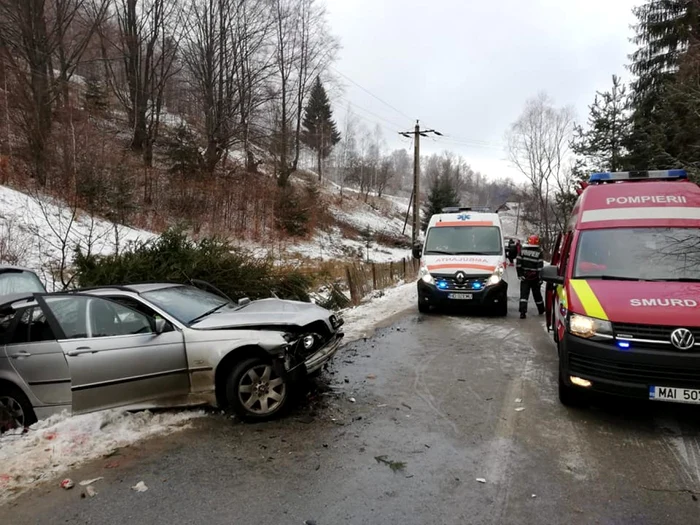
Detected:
[{"left": 543, "top": 170, "right": 700, "bottom": 406}]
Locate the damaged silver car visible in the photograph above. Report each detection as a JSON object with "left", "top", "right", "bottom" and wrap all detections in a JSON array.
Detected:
[{"left": 0, "top": 283, "right": 343, "bottom": 430}]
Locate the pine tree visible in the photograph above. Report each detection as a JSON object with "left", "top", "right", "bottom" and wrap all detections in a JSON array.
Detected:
[
  {"left": 572, "top": 75, "right": 630, "bottom": 172},
  {"left": 627, "top": 1, "right": 700, "bottom": 168},
  {"left": 421, "top": 175, "right": 460, "bottom": 231},
  {"left": 302, "top": 77, "right": 341, "bottom": 181}
]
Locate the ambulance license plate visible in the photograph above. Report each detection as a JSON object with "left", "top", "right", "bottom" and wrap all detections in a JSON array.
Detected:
[
  {"left": 448, "top": 293, "right": 473, "bottom": 300},
  {"left": 649, "top": 386, "right": 700, "bottom": 404}
]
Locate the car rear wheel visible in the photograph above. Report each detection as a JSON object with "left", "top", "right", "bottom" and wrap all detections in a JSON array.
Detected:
[
  {"left": 226, "top": 358, "right": 289, "bottom": 421},
  {"left": 0, "top": 385, "right": 36, "bottom": 433}
]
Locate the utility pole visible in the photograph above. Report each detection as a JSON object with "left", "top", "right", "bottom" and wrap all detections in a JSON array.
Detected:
[{"left": 400, "top": 121, "right": 441, "bottom": 253}]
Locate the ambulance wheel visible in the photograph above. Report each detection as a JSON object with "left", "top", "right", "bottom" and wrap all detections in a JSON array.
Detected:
[
  {"left": 418, "top": 299, "right": 430, "bottom": 313},
  {"left": 558, "top": 367, "right": 588, "bottom": 408},
  {"left": 494, "top": 297, "right": 507, "bottom": 317}
]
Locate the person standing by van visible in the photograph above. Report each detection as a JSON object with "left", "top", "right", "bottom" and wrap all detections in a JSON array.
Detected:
[{"left": 516, "top": 235, "right": 545, "bottom": 319}]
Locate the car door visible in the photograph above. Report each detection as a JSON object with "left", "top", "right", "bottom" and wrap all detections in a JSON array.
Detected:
[
  {"left": 40, "top": 295, "right": 190, "bottom": 414},
  {"left": 3, "top": 303, "right": 71, "bottom": 407},
  {"left": 545, "top": 233, "right": 563, "bottom": 331}
]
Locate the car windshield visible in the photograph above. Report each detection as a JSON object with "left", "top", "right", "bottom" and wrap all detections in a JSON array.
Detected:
[
  {"left": 574, "top": 227, "right": 700, "bottom": 281},
  {"left": 424, "top": 226, "right": 502, "bottom": 256},
  {"left": 0, "top": 270, "right": 46, "bottom": 296},
  {"left": 142, "top": 286, "right": 231, "bottom": 325}
]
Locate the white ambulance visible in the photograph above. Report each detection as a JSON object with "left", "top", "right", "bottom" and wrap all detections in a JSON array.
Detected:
[{"left": 412, "top": 207, "right": 509, "bottom": 314}]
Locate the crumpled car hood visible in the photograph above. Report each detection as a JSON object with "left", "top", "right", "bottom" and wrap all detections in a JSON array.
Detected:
[{"left": 190, "top": 298, "right": 331, "bottom": 330}]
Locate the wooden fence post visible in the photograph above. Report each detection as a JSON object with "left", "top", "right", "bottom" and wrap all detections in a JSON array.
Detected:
[
  {"left": 403, "top": 257, "right": 406, "bottom": 279},
  {"left": 372, "top": 263, "right": 377, "bottom": 290},
  {"left": 390, "top": 261, "right": 394, "bottom": 280}
]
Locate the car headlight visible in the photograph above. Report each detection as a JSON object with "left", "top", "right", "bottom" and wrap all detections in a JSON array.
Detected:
[
  {"left": 487, "top": 267, "right": 504, "bottom": 286},
  {"left": 419, "top": 266, "right": 434, "bottom": 284},
  {"left": 302, "top": 334, "right": 315, "bottom": 349},
  {"left": 568, "top": 313, "right": 613, "bottom": 339}
]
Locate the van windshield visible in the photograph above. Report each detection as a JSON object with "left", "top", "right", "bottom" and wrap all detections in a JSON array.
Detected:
[
  {"left": 424, "top": 226, "right": 502, "bottom": 256},
  {"left": 574, "top": 227, "right": 700, "bottom": 281}
]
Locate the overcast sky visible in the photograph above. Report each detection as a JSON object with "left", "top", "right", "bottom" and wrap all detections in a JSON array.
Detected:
[{"left": 325, "top": 0, "right": 640, "bottom": 182}]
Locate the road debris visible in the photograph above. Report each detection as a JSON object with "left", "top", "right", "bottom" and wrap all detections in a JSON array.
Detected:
[
  {"left": 515, "top": 398, "right": 522, "bottom": 403},
  {"left": 59, "top": 478, "right": 74, "bottom": 489},
  {"left": 85, "top": 485, "right": 97, "bottom": 498},
  {"left": 304, "top": 520, "right": 317, "bottom": 525},
  {"left": 131, "top": 481, "right": 148, "bottom": 492},
  {"left": 515, "top": 407, "right": 525, "bottom": 412},
  {"left": 401, "top": 402, "right": 412, "bottom": 410},
  {"left": 531, "top": 494, "right": 537, "bottom": 498},
  {"left": 476, "top": 478, "right": 486, "bottom": 483},
  {"left": 367, "top": 374, "right": 377, "bottom": 380},
  {"left": 374, "top": 455, "right": 406, "bottom": 472},
  {"left": 349, "top": 397, "right": 356, "bottom": 403},
  {"left": 79, "top": 477, "right": 103, "bottom": 486}
]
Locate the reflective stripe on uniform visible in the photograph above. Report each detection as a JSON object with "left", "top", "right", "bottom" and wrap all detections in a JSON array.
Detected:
[{"left": 570, "top": 280, "right": 608, "bottom": 320}]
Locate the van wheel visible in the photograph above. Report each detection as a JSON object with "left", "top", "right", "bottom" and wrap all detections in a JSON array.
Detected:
[
  {"left": 558, "top": 368, "right": 588, "bottom": 408},
  {"left": 226, "top": 358, "right": 290, "bottom": 421},
  {"left": 0, "top": 385, "right": 36, "bottom": 433},
  {"left": 494, "top": 297, "right": 507, "bottom": 317}
]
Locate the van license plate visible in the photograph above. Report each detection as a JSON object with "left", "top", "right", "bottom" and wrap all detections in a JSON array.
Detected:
[
  {"left": 448, "top": 293, "right": 472, "bottom": 300},
  {"left": 649, "top": 386, "right": 700, "bottom": 404}
]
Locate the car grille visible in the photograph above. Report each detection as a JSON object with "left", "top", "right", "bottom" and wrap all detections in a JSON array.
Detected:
[
  {"left": 433, "top": 274, "right": 489, "bottom": 292},
  {"left": 612, "top": 322, "right": 700, "bottom": 350},
  {"left": 569, "top": 352, "right": 700, "bottom": 388}
]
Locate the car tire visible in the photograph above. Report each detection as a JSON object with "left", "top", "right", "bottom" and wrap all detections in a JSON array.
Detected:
[
  {"left": 0, "top": 384, "right": 37, "bottom": 433},
  {"left": 226, "top": 357, "right": 290, "bottom": 422},
  {"left": 418, "top": 299, "right": 430, "bottom": 313},
  {"left": 558, "top": 367, "right": 588, "bottom": 408}
]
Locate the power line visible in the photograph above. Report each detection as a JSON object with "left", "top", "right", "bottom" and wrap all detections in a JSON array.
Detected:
[
  {"left": 331, "top": 65, "right": 415, "bottom": 123},
  {"left": 336, "top": 96, "right": 407, "bottom": 130}
]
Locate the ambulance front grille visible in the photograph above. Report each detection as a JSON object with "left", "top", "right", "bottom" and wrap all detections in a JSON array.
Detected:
[{"left": 612, "top": 322, "right": 700, "bottom": 344}]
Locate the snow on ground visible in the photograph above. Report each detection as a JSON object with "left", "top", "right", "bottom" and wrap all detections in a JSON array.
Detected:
[
  {"left": 340, "top": 281, "right": 417, "bottom": 343},
  {"left": 0, "top": 185, "right": 155, "bottom": 290},
  {"left": 0, "top": 408, "right": 205, "bottom": 503}
]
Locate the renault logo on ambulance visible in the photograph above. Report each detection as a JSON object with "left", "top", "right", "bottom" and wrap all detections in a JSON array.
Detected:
[{"left": 671, "top": 328, "right": 695, "bottom": 350}]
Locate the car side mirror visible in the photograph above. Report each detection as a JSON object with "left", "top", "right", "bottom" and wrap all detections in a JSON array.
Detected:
[
  {"left": 412, "top": 243, "right": 423, "bottom": 260},
  {"left": 542, "top": 265, "right": 564, "bottom": 285},
  {"left": 238, "top": 297, "right": 251, "bottom": 306},
  {"left": 154, "top": 317, "right": 167, "bottom": 334}
]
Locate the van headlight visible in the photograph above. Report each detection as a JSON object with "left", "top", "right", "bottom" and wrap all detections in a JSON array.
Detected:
[
  {"left": 419, "top": 267, "right": 434, "bottom": 284},
  {"left": 486, "top": 267, "right": 504, "bottom": 286},
  {"left": 568, "top": 314, "right": 613, "bottom": 339}
]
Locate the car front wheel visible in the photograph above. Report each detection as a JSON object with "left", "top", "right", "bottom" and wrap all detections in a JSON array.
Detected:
[
  {"left": 0, "top": 385, "right": 37, "bottom": 433},
  {"left": 226, "top": 357, "right": 289, "bottom": 421}
]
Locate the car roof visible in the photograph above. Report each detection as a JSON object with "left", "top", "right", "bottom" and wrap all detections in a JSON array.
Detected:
[
  {"left": 81, "top": 282, "right": 185, "bottom": 294},
  {"left": 0, "top": 265, "right": 38, "bottom": 274}
]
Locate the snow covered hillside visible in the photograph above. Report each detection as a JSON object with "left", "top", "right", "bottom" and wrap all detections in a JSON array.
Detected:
[{"left": 0, "top": 185, "right": 154, "bottom": 290}]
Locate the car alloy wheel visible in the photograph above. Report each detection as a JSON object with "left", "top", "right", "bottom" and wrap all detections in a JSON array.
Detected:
[
  {"left": 237, "top": 364, "right": 287, "bottom": 416},
  {"left": 0, "top": 395, "right": 26, "bottom": 432}
]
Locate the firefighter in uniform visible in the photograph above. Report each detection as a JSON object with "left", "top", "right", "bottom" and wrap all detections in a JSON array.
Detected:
[{"left": 516, "top": 234, "right": 545, "bottom": 319}]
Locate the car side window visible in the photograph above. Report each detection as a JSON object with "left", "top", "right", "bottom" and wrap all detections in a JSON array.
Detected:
[
  {"left": 87, "top": 297, "right": 152, "bottom": 338},
  {"left": 44, "top": 296, "right": 89, "bottom": 339},
  {"left": 0, "top": 308, "right": 18, "bottom": 345},
  {"left": 9, "top": 307, "right": 56, "bottom": 345}
]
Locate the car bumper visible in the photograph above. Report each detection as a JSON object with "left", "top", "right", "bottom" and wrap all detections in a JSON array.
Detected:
[
  {"left": 560, "top": 332, "right": 700, "bottom": 400},
  {"left": 304, "top": 332, "right": 344, "bottom": 374},
  {"left": 417, "top": 279, "right": 507, "bottom": 307}
]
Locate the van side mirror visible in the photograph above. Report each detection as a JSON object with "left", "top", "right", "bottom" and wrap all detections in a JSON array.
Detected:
[
  {"left": 541, "top": 265, "right": 564, "bottom": 285},
  {"left": 154, "top": 317, "right": 167, "bottom": 334},
  {"left": 412, "top": 243, "right": 423, "bottom": 260}
]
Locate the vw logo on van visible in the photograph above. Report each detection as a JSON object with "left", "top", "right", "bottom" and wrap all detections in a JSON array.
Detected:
[
  {"left": 670, "top": 328, "right": 695, "bottom": 350},
  {"left": 455, "top": 271, "right": 466, "bottom": 284}
]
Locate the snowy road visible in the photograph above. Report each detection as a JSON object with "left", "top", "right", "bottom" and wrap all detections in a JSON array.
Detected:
[{"left": 3, "top": 269, "right": 700, "bottom": 524}]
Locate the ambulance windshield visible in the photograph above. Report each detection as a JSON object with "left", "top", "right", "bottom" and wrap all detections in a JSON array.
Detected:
[
  {"left": 424, "top": 226, "right": 502, "bottom": 256},
  {"left": 574, "top": 228, "right": 700, "bottom": 281}
]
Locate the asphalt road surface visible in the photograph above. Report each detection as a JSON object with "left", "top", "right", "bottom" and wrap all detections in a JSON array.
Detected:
[{"left": 4, "top": 269, "right": 700, "bottom": 524}]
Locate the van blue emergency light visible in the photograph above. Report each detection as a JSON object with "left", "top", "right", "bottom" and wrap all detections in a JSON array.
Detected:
[{"left": 589, "top": 170, "right": 687, "bottom": 183}]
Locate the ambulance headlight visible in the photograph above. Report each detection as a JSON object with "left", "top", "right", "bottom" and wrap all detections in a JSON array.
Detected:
[
  {"left": 568, "top": 314, "right": 612, "bottom": 339},
  {"left": 487, "top": 267, "right": 504, "bottom": 286},
  {"left": 419, "top": 267, "right": 433, "bottom": 284}
]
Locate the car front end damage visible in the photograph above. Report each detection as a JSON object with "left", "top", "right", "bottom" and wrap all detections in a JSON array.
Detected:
[{"left": 282, "top": 314, "right": 345, "bottom": 377}]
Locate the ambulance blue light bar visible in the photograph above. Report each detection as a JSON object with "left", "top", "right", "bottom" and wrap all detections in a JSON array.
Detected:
[
  {"left": 589, "top": 170, "right": 687, "bottom": 183},
  {"left": 440, "top": 206, "right": 492, "bottom": 213}
]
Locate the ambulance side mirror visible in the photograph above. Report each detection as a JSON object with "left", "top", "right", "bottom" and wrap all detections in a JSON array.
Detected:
[
  {"left": 412, "top": 243, "right": 423, "bottom": 260},
  {"left": 542, "top": 265, "right": 564, "bottom": 285}
]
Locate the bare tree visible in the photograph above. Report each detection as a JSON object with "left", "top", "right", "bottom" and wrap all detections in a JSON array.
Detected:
[
  {"left": 506, "top": 92, "right": 574, "bottom": 251},
  {"left": 100, "top": 0, "right": 182, "bottom": 167},
  {"left": 0, "top": 0, "right": 108, "bottom": 185}
]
